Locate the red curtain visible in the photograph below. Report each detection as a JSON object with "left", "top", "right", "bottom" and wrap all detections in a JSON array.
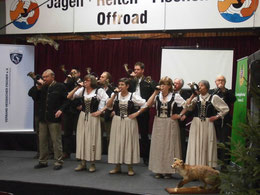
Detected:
[
  {"left": 34, "top": 36, "right": 259, "bottom": 133},
  {"left": 35, "top": 36, "right": 260, "bottom": 87}
]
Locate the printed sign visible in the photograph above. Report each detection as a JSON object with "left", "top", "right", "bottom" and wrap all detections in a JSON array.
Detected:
[
  {"left": 231, "top": 57, "right": 248, "bottom": 152},
  {"left": 5, "top": 0, "right": 260, "bottom": 34},
  {"left": 0, "top": 44, "right": 34, "bottom": 132}
]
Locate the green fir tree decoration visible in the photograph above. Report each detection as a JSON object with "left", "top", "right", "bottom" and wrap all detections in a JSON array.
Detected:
[{"left": 218, "top": 82, "right": 260, "bottom": 195}]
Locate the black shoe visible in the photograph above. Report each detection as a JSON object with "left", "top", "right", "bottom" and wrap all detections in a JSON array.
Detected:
[
  {"left": 34, "top": 163, "right": 48, "bottom": 169},
  {"left": 53, "top": 164, "right": 62, "bottom": 170}
]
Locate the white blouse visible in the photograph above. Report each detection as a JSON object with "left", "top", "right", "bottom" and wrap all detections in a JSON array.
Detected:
[
  {"left": 185, "top": 93, "right": 229, "bottom": 118},
  {"left": 73, "top": 87, "right": 108, "bottom": 111},
  {"left": 153, "top": 92, "right": 186, "bottom": 107},
  {"left": 109, "top": 92, "right": 146, "bottom": 109}
]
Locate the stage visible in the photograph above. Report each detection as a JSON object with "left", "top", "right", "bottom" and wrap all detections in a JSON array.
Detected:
[{"left": 0, "top": 150, "right": 204, "bottom": 195}]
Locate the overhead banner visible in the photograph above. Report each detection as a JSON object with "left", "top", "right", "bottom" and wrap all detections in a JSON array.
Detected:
[
  {"left": 0, "top": 44, "right": 34, "bottom": 132},
  {"left": 231, "top": 57, "right": 248, "bottom": 147},
  {"left": 5, "top": 0, "right": 260, "bottom": 34}
]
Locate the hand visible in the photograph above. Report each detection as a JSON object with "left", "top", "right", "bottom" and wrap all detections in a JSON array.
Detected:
[
  {"left": 76, "top": 105, "right": 82, "bottom": 111},
  {"left": 194, "top": 90, "right": 200, "bottom": 96},
  {"left": 154, "top": 86, "right": 161, "bottom": 94},
  {"left": 38, "top": 78, "right": 44, "bottom": 84},
  {"left": 64, "top": 77, "right": 69, "bottom": 83},
  {"left": 190, "top": 93, "right": 197, "bottom": 99},
  {"left": 180, "top": 115, "right": 186, "bottom": 121},
  {"left": 155, "top": 85, "right": 161, "bottom": 91},
  {"left": 171, "top": 114, "right": 180, "bottom": 120},
  {"left": 110, "top": 111, "right": 115, "bottom": 117},
  {"left": 114, "top": 88, "right": 121, "bottom": 94},
  {"left": 128, "top": 112, "right": 138, "bottom": 119},
  {"left": 91, "top": 110, "right": 102, "bottom": 117},
  {"left": 55, "top": 110, "right": 62, "bottom": 118},
  {"left": 77, "top": 81, "right": 84, "bottom": 87},
  {"left": 218, "top": 83, "right": 225, "bottom": 90},
  {"left": 130, "top": 72, "right": 136, "bottom": 77},
  {"left": 209, "top": 116, "right": 219, "bottom": 122}
]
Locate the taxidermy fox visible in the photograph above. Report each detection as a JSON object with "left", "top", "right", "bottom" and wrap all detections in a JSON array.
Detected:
[{"left": 171, "top": 158, "right": 220, "bottom": 190}]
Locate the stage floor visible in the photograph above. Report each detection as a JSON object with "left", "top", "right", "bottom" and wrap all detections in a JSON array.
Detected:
[{"left": 0, "top": 150, "right": 203, "bottom": 195}]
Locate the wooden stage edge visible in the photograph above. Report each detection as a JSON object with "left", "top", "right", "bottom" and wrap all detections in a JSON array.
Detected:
[{"left": 165, "top": 187, "right": 220, "bottom": 194}]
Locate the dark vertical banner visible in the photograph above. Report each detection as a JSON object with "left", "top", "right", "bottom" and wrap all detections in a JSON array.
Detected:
[{"left": 231, "top": 57, "right": 248, "bottom": 149}]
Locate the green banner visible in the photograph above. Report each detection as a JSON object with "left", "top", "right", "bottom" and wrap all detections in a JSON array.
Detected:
[{"left": 231, "top": 57, "right": 248, "bottom": 148}]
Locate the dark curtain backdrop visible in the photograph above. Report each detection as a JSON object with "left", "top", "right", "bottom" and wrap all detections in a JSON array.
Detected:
[
  {"left": 1, "top": 36, "right": 258, "bottom": 150},
  {"left": 35, "top": 36, "right": 260, "bottom": 88}
]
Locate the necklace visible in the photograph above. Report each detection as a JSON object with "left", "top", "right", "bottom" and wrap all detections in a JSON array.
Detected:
[{"left": 201, "top": 93, "right": 210, "bottom": 102}]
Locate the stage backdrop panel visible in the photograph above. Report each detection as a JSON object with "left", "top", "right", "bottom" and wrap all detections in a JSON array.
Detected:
[
  {"left": 160, "top": 48, "right": 234, "bottom": 89},
  {"left": 0, "top": 44, "right": 34, "bottom": 132}
]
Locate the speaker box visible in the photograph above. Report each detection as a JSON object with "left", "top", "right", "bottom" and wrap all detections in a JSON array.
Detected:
[
  {"left": 248, "top": 50, "right": 260, "bottom": 123},
  {"left": 250, "top": 60, "right": 260, "bottom": 92},
  {"left": 248, "top": 50, "right": 260, "bottom": 94}
]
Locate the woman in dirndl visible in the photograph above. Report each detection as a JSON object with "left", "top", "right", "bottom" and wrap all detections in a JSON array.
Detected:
[
  {"left": 146, "top": 76, "right": 186, "bottom": 179},
  {"left": 185, "top": 80, "right": 229, "bottom": 168},
  {"left": 106, "top": 78, "right": 146, "bottom": 176},
  {"left": 67, "top": 74, "right": 108, "bottom": 172}
]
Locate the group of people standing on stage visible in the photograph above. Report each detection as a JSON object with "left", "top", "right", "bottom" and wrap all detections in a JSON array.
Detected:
[{"left": 28, "top": 62, "right": 236, "bottom": 178}]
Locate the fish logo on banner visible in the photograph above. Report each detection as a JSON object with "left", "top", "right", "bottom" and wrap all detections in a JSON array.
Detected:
[
  {"left": 10, "top": 0, "right": 40, "bottom": 30},
  {"left": 10, "top": 52, "right": 23, "bottom": 64},
  {"left": 218, "top": 0, "right": 258, "bottom": 23}
]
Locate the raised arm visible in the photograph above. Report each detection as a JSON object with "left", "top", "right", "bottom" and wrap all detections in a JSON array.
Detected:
[
  {"left": 106, "top": 89, "right": 119, "bottom": 108},
  {"left": 146, "top": 88, "right": 160, "bottom": 108},
  {"left": 67, "top": 85, "right": 81, "bottom": 100}
]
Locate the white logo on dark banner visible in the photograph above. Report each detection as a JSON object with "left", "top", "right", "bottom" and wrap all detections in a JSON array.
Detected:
[{"left": 10, "top": 52, "right": 23, "bottom": 64}]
